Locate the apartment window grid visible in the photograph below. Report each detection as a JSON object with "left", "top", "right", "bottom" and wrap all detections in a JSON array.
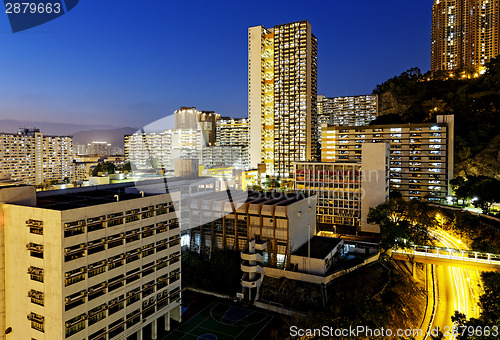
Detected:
[
  {"left": 320, "top": 95, "right": 378, "bottom": 127},
  {"left": 25, "top": 201, "right": 181, "bottom": 340},
  {"left": 188, "top": 205, "right": 292, "bottom": 267},
  {"left": 0, "top": 132, "right": 72, "bottom": 185},
  {"left": 323, "top": 124, "right": 449, "bottom": 201},
  {"left": 273, "top": 21, "right": 317, "bottom": 177},
  {"left": 432, "top": 0, "right": 500, "bottom": 73},
  {"left": 295, "top": 163, "right": 361, "bottom": 226}
]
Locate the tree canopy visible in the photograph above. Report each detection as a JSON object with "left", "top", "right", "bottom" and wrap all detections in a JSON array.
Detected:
[
  {"left": 367, "top": 197, "right": 434, "bottom": 252},
  {"left": 450, "top": 175, "right": 500, "bottom": 212},
  {"left": 91, "top": 162, "right": 116, "bottom": 176}
]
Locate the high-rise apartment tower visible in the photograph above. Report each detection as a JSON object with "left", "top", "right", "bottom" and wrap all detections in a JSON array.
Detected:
[
  {"left": 431, "top": 0, "right": 500, "bottom": 74},
  {"left": 248, "top": 21, "right": 318, "bottom": 177}
]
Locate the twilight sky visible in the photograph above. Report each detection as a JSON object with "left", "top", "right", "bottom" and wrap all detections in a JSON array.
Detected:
[{"left": 0, "top": 0, "right": 433, "bottom": 129}]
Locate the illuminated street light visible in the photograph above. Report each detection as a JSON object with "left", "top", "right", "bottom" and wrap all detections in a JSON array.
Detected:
[{"left": 436, "top": 214, "right": 444, "bottom": 229}]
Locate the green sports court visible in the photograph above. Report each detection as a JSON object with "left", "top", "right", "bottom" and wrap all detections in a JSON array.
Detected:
[{"left": 163, "top": 302, "right": 273, "bottom": 340}]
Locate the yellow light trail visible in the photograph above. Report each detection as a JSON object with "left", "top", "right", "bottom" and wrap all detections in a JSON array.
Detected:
[{"left": 429, "top": 229, "right": 481, "bottom": 340}]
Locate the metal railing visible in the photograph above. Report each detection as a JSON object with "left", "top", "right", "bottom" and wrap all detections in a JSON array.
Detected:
[{"left": 393, "top": 245, "right": 500, "bottom": 265}]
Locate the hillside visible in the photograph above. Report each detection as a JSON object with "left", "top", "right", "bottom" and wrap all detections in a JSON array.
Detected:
[
  {"left": 0, "top": 119, "right": 117, "bottom": 136},
  {"left": 72, "top": 127, "right": 137, "bottom": 148},
  {"left": 372, "top": 59, "right": 500, "bottom": 179}
]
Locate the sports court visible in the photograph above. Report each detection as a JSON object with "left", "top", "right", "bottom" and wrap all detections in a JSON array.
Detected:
[{"left": 163, "top": 302, "right": 273, "bottom": 340}]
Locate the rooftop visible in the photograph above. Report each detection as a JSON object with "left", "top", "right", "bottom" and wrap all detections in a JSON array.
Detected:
[
  {"left": 34, "top": 177, "right": 206, "bottom": 210},
  {"left": 36, "top": 186, "right": 156, "bottom": 210},
  {"left": 292, "top": 236, "right": 343, "bottom": 259}
]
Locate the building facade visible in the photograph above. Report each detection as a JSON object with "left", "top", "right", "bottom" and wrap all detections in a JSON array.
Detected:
[
  {"left": 431, "top": 0, "right": 500, "bottom": 74},
  {"left": 317, "top": 95, "right": 378, "bottom": 127},
  {"left": 0, "top": 183, "right": 181, "bottom": 340},
  {"left": 215, "top": 117, "right": 249, "bottom": 169},
  {"left": 0, "top": 129, "right": 73, "bottom": 185},
  {"left": 320, "top": 115, "right": 454, "bottom": 202},
  {"left": 248, "top": 21, "right": 318, "bottom": 177},
  {"left": 183, "top": 191, "right": 316, "bottom": 268},
  {"left": 294, "top": 143, "right": 389, "bottom": 233},
  {"left": 124, "top": 129, "right": 204, "bottom": 172},
  {"left": 174, "top": 107, "right": 220, "bottom": 146}
]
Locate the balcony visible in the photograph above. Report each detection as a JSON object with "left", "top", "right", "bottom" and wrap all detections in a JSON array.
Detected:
[
  {"left": 241, "top": 273, "right": 262, "bottom": 289},
  {"left": 241, "top": 261, "right": 263, "bottom": 274},
  {"left": 241, "top": 250, "right": 264, "bottom": 263},
  {"left": 255, "top": 239, "right": 267, "bottom": 252}
]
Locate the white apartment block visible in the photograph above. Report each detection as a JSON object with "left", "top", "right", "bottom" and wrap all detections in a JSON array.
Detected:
[
  {"left": 202, "top": 146, "right": 248, "bottom": 170},
  {"left": 294, "top": 143, "right": 389, "bottom": 233},
  {"left": 317, "top": 94, "right": 378, "bottom": 127},
  {"left": 0, "top": 129, "right": 73, "bottom": 185},
  {"left": 321, "top": 115, "right": 454, "bottom": 202},
  {"left": 124, "top": 129, "right": 204, "bottom": 171},
  {"left": 215, "top": 117, "right": 249, "bottom": 169},
  {"left": 0, "top": 182, "right": 181, "bottom": 340}
]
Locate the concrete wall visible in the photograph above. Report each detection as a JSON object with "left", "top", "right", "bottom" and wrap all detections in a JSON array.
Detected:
[
  {"left": 264, "top": 252, "right": 380, "bottom": 285},
  {"left": 290, "top": 240, "right": 343, "bottom": 275},
  {"left": 248, "top": 26, "right": 264, "bottom": 168},
  {"left": 0, "top": 186, "right": 36, "bottom": 206},
  {"left": 360, "top": 143, "right": 389, "bottom": 233},
  {"left": 286, "top": 195, "right": 317, "bottom": 252}
]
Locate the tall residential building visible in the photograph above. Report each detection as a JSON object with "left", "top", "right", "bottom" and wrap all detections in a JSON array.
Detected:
[
  {"left": 248, "top": 20, "right": 318, "bottom": 177},
  {"left": 321, "top": 115, "right": 454, "bottom": 202},
  {"left": 431, "top": 0, "right": 500, "bottom": 74},
  {"left": 174, "top": 107, "right": 220, "bottom": 146},
  {"left": 87, "top": 141, "right": 112, "bottom": 155},
  {"left": 0, "top": 128, "right": 73, "bottom": 185},
  {"left": 317, "top": 95, "right": 378, "bottom": 127},
  {"left": 294, "top": 143, "right": 389, "bottom": 234},
  {"left": 214, "top": 117, "right": 250, "bottom": 169},
  {"left": 124, "top": 129, "right": 204, "bottom": 171},
  {"left": 0, "top": 182, "right": 181, "bottom": 340}
]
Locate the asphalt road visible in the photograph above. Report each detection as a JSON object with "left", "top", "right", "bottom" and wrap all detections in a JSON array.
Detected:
[{"left": 428, "top": 230, "right": 482, "bottom": 339}]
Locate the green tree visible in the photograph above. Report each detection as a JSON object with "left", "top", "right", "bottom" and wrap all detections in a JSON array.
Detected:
[
  {"left": 91, "top": 162, "right": 116, "bottom": 176},
  {"left": 451, "top": 175, "right": 500, "bottom": 212},
  {"left": 122, "top": 162, "right": 131, "bottom": 172},
  {"left": 367, "top": 197, "right": 433, "bottom": 252}
]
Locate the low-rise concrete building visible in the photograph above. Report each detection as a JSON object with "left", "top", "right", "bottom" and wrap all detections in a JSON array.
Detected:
[
  {"left": 0, "top": 182, "right": 182, "bottom": 340},
  {"left": 184, "top": 191, "right": 317, "bottom": 268},
  {"left": 294, "top": 143, "right": 389, "bottom": 234},
  {"left": 290, "top": 236, "right": 344, "bottom": 275}
]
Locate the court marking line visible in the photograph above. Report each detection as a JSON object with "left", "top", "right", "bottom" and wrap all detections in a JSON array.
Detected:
[
  {"left": 163, "top": 302, "right": 218, "bottom": 340},
  {"left": 250, "top": 314, "right": 274, "bottom": 340},
  {"left": 222, "top": 306, "right": 254, "bottom": 324},
  {"left": 163, "top": 302, "right": 272, "bottom": 340},
  {"left": 194, "top": 324, "right": 240, "bottom": 338},
  {"left": 210, "top": 303, "right": 270, "bottom": 327}
]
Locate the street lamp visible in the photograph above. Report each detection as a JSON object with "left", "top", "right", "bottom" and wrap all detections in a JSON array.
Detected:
[{"left": 436, "top": 214, "right": 443, "bottom": 229}]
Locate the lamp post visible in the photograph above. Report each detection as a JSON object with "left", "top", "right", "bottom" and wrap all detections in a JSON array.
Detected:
[{"left": 436, "top": 214, "right": 443, "bottom": 229}]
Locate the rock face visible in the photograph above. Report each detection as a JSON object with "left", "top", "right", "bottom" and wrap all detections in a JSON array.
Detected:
[
  {"left": 455, "top": 135, "right": 500, "bottom": 179},
  {"left": 378, "top": 91, "right": 412, "bottom": 116}
]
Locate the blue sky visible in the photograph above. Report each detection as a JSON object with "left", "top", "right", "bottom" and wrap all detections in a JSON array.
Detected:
[{"left": 0, "top": 0, "right": 433, "bottom": 128}]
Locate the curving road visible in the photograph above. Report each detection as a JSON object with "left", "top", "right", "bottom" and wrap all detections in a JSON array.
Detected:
[{"left": 427, "top": 230, "right": 482, "bottom": 339}]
